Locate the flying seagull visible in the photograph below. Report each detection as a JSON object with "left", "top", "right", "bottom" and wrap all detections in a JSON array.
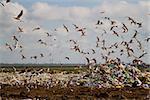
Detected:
[{"left": 14, "top": 10, "right": 23, "bottom": 20}]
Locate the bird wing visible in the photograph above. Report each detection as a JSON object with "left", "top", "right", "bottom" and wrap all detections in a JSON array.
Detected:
[{"left": 17, "top": 10, "right": 23, "bottom": 18}]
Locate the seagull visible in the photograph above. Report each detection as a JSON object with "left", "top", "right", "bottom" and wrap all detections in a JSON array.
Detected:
[
  {"left": 96, "top": 36, "right": 100, "bottom": 42},
  {"left": 110, "top": 20, "right": 116, "bottom": 25},
  {"left": 132, "top": 30, "right": 138, "bottom": 38},
  {"left": 40, "top": 53, "right": 44, "bottom": 57},
  {"left": 14, "top": 10, "right": 23, "bottom": 20},
  {"left": 138, "top": 52, "right": 147, "bottom": 59},
  {"left": 92, "top": 58, "right": 97, "bottom": 64},
  {"left": 12, "top": 35, "right": 18, "bottom": 41},
  {"left": 65, "top": 57, "right": 70, "bottom": 60},
  {"left": 91, "top": 49, "right": 96, "bottom": 54},
  {"left": 136, "top": 22, "right": 142, "bottom": 28},
  {"left": 145, "top": 37, "right": 150, "bottom": 42},
  {"left": 69, "top": 39, "right": 77, "bottom": 44},
  {"left": 6, "top": 43, "right": 13, "bottom": 51},
  {"left": 31, "top": 56, "right": 37, "bottom": 59},
  {"left": 85, "top": 57, "right": 90, "bottom": 64},
  {"left": 110, "top": 25, "right": 118, "bottom": 31},
  {"left": 21, "top": 54, "right": 26, "bottom": 60},
  {"left": 0, "top": 2, "right": 4, "bottom": 6},
  {"left": 96, "top": 20, "right": 103, "bottom": 25},
  {"left": 32, "top": 27, "right": 40, "bottom": 31},
  {"left": 63, "top": 24, "right": 69, "bottom": 32},
  {"left": 6, "top": 0, "right": 11, "bottom": 3},
  {"left": 122, "top": 23, "right": 128, "bottom": 33},
  {"left": 112, "top": 30, "right": 119, "bottom": 37},
  {"left": 45, "top": 32, "right": 52, "bottom": 37},
  {"left": 18, "top": 27, "right": 23, "bottom": 32},
  {"left": 72, "top": 24, "right": 79, "bottom": 29}
]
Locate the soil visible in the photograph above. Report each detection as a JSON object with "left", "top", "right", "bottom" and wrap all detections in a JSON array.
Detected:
[{"left": 0, "top": 84, "right": 150, "bottom": 100}]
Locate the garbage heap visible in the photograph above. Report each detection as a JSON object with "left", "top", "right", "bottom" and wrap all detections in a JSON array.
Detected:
[
  {"left": 0, "top": 60, "right": 149, "bottom": 89},
  {"left": 70, "top": 60, "right": 150, "bottom": 89}
]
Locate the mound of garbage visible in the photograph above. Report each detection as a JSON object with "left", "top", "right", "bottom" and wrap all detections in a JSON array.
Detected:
[{"left": 0, "top": 60, "right": 149, "bottom": 90}]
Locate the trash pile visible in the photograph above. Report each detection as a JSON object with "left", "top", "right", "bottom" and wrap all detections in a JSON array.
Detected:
[{"left": 0, "top": 60, "right": 150, "bottom": 89}]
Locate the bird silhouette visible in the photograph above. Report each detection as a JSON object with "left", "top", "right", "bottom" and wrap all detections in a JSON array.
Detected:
[
  {"left": 96, "top": 20, "right": 103, "bottom": 25},
  {"left": 138, "top": 52, "right": 147, "bottom": 59},
  {"left": 6, "top": 43, "right": 13, "bottom": 51},
  {"left": 21, "top": 54, "right": 26, "bottom": 60},
  {"left": 18, "top": 27, "right": 23, "bottom": 32},
  {"left": 122, "top": 23, "right": 128, "bottom": 33},
  {"left": 91, "top": 49, "right": 96, "bottom": 54},
  {"left": 6, "top": 0, "right": 11, "bottom": 3},
  {"left": 32, "top": 27, "right": 40, "bottom": 31},
  {"left": 145, "top": 37, "right": 150, "bottom": 42},
  {"left": 92, "top": 58, "right": 97, "bottom": 64},
  {"left": 14, "top": 10, "right": 23, "bottom": 20},
  {"left": 0, "top": 2, "right": 4, "bottom": 6},
  {"left": 73, "top": 24, "right": 79, "bottom": 29},
  {"left": 85, "top": 57, "right": 90, "bottom": 64},
  {"left": 63, "top": 24, "right": 69, "bottom": 32},
  {"left": 136, "top": 22, "right": 142, "bottom": 28},
  {"left": 12, "top": 35, "right": 18, "bottom": 41},
  {"left": 40, "top": 53, "right": 44, "bottom": 57},
  {"left": 65, "top": 57, "right": 70, "bottom": 60},
  {"left": 96, "top": 36, "right": 100, "bottom": 42},
  {"left": 113, "top": 30, "right": 119, "bottom": 37}
]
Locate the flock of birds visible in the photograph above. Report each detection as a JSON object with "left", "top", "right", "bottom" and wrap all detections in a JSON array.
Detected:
[{"left": 1, "top": 0, "right": 150, "bottom": 65}]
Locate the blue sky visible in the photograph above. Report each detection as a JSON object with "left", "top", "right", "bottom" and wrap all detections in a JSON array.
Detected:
[{"left": 0, "top": 0, "right": 149, "bottom": 64}]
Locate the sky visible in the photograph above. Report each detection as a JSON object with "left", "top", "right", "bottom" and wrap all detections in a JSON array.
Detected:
[{"left": 0, "top": 0, "right": 150, "bottom": 64}]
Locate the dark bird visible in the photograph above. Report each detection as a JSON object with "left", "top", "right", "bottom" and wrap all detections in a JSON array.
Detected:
[
  {"left": 81, "top": 31, "right": 85, "bottom": 36},
  {"left": 6, "top": 43, "right": 13, "bottom": 51},
  {"left": 73, "top": 24, "right": 79, "bottom": 29},
  {"left": 21, "top": 54, "right": 26, "bottom": 60},
  {"left": 41, "top": 41, "right": 47, "bottom": 46},
  {"left": 14, "top": 10, "right": 23, "bottom": 20},
  {"left": 38, "top": 39, "right": 42, "bottom": 42},
  {"left": 45, "top": 32, "right": 52, "bottom": 37},
  {"left": 69, "top": 39, "right": 77, "bottom": 44},
  {"left": 91, "top": 49, "right": 96, "bottom": 54},
  {"left": 110, "top": 20, "right": 116, "bottom": 25},
  {"left": 85, "top": 57, "right": 90, "bottom": 64},
  {"left": 96, "top": 20, "right": 103, "bottom": 25},
  {"left": 40, "top": 53, "right": 44, "bottom": 57},
  {"left": 96, "top": 42, "right": 99, "bottom": 47},
  {"left": 132, "top": 30, "right": 138, "bottom": 38},
  {"left": 102, "top": 39, "right": 105, "bottom": 46},
  {"left": 0, "top": 2, "right": 4, "bottom": 6},
  {"left": 135, "top": 38, "right": 142, "bottom": 50},
  {"left": 145, "top": 37, "right": 150, "bottom": 42},
  {"left": 63, "top": 24, "right": 69, "bottom": 32},
  {"left": 113, "top": 30, "right": 119, "bottom": 37},
  {"left": 96, "top": 36, "right": 100, "bottom": 42},
  {"left": 31, "top": 56, "right": 37, "bottom": 59},
  {"left": 32, "top": 27, "right": 40, "bottom": 31},
  {"left": 92, "top": 58, "right": 97, "bottom": 64},
  {"left": 65, "top": 57, "right": 70, "bottom": 60},
  {"left": 136, "top": 22, "right": 142, "bottom": 28},
  {"left": 127, "top": 17, "right": 136, "bottom": 25},
  {"left": 12, "top": 35, "right": 18, "bottom": 41},
  {"left": 138, "top": 52, "right": 147, "bottom": 59},
  {"left": 110, "top": 25, "right": 118, "bottom": 31},
  {"left": 77, "top": 28, "right": 86, "bottom": 36},
  {"left": 122, "top": 23, "right": 128, "bottom": 33},
  {"left": 18, "top": 27, "right": 23, "bottom": 32},
  {"left": 129, "top": 39, "right": 133, "bottom": 44},
  {"left": 6, "top": 0, "right": 11, "bottom": 3}
]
